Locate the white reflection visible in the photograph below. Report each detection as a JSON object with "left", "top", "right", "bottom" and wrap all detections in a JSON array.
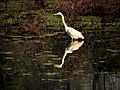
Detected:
[{"left": 54, "top": 40, "right": 84, "bottom": 68}]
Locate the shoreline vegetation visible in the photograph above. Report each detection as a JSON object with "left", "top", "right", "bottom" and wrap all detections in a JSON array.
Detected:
[{"left": 0, "top": 0, "right": 120, "bottom": 37}]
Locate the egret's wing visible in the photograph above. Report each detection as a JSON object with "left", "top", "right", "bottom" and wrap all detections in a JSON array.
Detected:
[
  {"left": 70, "top": 41, "right": 84, "bottom": 51},
  {"left": 67, "top": 27, "right": 82, "bottom": 38}
]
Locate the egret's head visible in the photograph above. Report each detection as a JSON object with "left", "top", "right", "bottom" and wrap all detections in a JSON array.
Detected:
[{"left": 53, "top": 12, "right": 63, "bottom": 16}]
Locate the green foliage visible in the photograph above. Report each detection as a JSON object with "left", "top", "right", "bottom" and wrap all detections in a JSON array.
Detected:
[
  {"left": 47, "top": 15, "right": 63, "bottom": 26},
  {"left": 0, "top": 0, "right": 120, "bottom": 36},
  {"left": 2, "top": 18, "right": 15, "bottom": 26}
]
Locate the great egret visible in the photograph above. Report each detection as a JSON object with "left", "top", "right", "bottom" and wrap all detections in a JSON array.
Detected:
[
  {"left": 54, "top": 40, "right": 84, "bottom": 68},
  {"left": 53, "top": 12, "right": 84, "bottom": 40}
]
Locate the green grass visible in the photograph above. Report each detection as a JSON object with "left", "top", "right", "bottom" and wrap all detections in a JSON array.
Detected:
[{"left": 0, "top": 0, "right": 120, "bottom": 37}]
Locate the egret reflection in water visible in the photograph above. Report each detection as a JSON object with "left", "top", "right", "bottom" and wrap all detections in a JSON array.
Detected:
[{"left": 54, "top": 40, "right": 84, "bottom": 68}]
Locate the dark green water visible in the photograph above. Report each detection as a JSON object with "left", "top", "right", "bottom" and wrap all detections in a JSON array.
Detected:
[{"left": 0, "top": 30, "right": 120, "bottom": 90}]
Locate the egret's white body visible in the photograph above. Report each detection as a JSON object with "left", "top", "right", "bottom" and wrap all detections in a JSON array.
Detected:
[{"left": 53, "top": 12, "right": 84, "bottom": 40}]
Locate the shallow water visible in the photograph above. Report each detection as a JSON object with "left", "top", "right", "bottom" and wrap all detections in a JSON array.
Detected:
[{"left": 0, "top": 30, "right": 120, "bottom": 90}]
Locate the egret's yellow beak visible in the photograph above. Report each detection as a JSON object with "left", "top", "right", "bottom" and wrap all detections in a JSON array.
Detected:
[{"left": 53, "top": 13, "right": 58, "bottom": 15}]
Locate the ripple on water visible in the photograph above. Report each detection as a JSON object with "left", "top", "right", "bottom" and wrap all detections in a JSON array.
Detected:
[
  {"left": 0, "top": 51, "right": 14, "bottom": 54},
  {"left": 106, "top": 49, "right": 120, "bottom": 53},
  {"left": 41, "top": 78, "right": 68, "bottom": 82},
  {"left": 43, "top": 62, "right": 53, "bottom": 66},
  {"left": 46, "top": 54, "right": 59, "bottom": 58},
  {"left": 5, "top": 57, "right": 15, "bottom": 60}
]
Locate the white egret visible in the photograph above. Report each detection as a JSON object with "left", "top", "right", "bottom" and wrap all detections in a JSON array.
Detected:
[
  {"left": 54, "top": 40, "right": 84, "bottom": 68},
  {"left": 53, "top": 12, "right": 84, "bottom": 40}
]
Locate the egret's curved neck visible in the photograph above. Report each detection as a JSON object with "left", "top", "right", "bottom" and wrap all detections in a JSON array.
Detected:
[{"left": 60, "top": 14, "right": 68, "bottom": 29}]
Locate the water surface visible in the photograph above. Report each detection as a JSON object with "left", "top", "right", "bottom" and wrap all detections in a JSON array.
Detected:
[{"left": 0, "top": 29, "right": 120, "bottom": 90}]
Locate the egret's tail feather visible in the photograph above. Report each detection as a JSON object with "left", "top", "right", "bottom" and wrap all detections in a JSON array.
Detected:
[
  {"left": 81, "top": 35, "right": 84, "bottom": 39},
  {"left": 80, "top": 33, "right": 84, "bottom": 39}
]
